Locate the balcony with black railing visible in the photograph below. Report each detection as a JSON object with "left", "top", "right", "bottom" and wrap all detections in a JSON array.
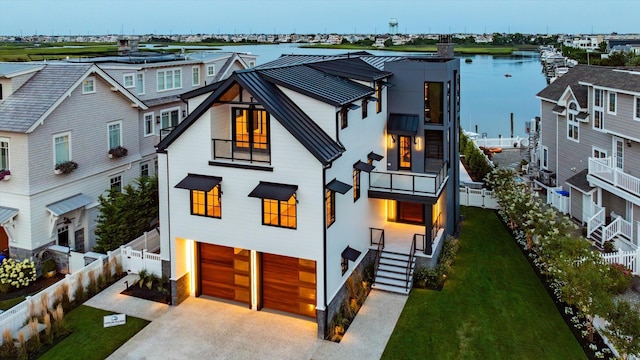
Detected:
[
  {"left": 368, "top": 163, "right": 448, "bottom": 198},
  {"left": 211, "top": 138, "right": 271, "bottom": 164}
]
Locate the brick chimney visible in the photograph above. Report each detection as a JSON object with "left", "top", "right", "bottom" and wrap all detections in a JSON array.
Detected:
[{"left": 437, "top": 35, "right": 454, "bottom": 58}]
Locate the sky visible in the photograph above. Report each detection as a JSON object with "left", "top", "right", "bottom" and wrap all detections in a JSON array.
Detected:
[{"left": 0, "top": 0, "right": 639, "bottom": 36}]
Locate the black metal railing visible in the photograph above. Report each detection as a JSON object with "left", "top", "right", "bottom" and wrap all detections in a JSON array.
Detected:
[
  {"left": 211, "top": 138, "right": 271, "bottom": 164},
  {"left": 431, "top": 212, "right": 442, "bottom": 246},
  {"left": 407, "top": 235, "right": 417, "bottom": 290},
  {"left": 413, "top": 233, "right": 426, "bottom": 253},
  {"left": 370, "top": 227, "right": 385, "bottom": 283},
  {"left": 369, "top": 163, "right": 448, "bottom": 196}
]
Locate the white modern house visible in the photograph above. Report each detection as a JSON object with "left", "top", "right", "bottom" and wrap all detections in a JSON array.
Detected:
[
  {"left": 156, "top": 50, "right": 461, "bottom": 337},
  {"left": 536, "top": 65, "right": 640, "bottom": 250}
]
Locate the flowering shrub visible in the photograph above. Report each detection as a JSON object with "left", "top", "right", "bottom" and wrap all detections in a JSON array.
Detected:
[
  {"left": 0, "top": 169, "right": 10, "bottom": 180},
  {"left": 0, "top": 258, "right": 36, "bottom": 291},
  {"left": 607, "top": 263, "right": 632, "bottom": 294}
]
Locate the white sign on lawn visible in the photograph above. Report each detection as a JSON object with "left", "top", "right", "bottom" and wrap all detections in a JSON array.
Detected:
[{"left": 104, "top": 313, "right": 126, "bottom": 328}]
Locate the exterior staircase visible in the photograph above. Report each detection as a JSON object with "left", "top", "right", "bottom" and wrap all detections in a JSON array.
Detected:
[
  {"left": 372, "top": 250, "right": 415, "bottom": 295},
  {"left": 590, "top": 227, "right": 603, "bottom": 248}
]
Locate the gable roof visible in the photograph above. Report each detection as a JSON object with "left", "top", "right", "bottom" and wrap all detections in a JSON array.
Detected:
[
  {"left": 306, "top": 57, "right": 392, "bottom": 82},
  {"left": 536, "top": 65, "right": 640, "bottom": 109},
  {"left": 0, "top": 63, "right": 147, "bottom": 133},
  {"left": 258, "top": 65, "right": 374, "bottom": 107},
  {"left": 157, "top": 70, "right": 344, "bottom": 165}
]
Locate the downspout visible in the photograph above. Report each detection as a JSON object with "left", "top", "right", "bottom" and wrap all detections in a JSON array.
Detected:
[
  {"left": 163, "top": 150, "right": 173, "bottom": 301},
  {"left": 321, "top": 161, "right": 330, "bottom": 338}
]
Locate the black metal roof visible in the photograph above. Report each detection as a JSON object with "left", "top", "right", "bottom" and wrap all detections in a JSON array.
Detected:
[
  {"left": 341, "top": 246, "right": 361, "bottom": 261},
  {"left": 368, "top": 151, "right": 384, "bottom": 162},
  {"left": 157, "top": 70, "right": 344, "bottom": 166},
  {"left": 354, "top": 160, "right": 375, "bottom": 173},
  {"left": 174, "top": 174, "right": 222, "bottom": 192},
  {"left": 326, "top": 179, "right": 352, "bottom": 194},
  {"left": 307, "top": 57, "right": 392, "bottom": 82},
  {"left": 258, "top": 65, "right": 374, "bottom": 107},
  {"left": 388, "top": 113, "right": 420, "bottom": 135},
  {"left": 248, "top": 181, "right": 298, "bottom": 201}
]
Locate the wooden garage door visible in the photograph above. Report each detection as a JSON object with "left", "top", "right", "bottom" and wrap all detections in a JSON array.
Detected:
[
  {"left": 262, "top": 253, "right": 316, "bottom": 318},
  {"left": 199, "top": 244, "right": 250, "bottom": 304}
]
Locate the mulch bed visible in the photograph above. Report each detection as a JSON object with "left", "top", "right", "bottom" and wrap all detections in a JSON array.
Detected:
[
  {"left": 0, "top": 273, "right": 66, "bottom": 301},
  {"left": 121, "top": 285, "right": 170, "bottom": 304}
]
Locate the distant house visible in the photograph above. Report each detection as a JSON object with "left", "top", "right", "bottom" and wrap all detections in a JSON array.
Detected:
[
  {"left": 156, "top": 51, "right": 460, "bottom": 337},
  {"left": 0, "top": 62, "right": 147, "bottom": 261},
  {"left": 535, "top": 65, "right": 640, "bottom": 250}
]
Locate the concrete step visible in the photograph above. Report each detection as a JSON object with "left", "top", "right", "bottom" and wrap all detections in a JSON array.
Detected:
[
  {"left": 380, "top": 251, "right": 411, "bottom": 261},
  {"left": 379, "top": 257, "right": 412, "bottom": 268},
  {"left": 375, "top": 275, "right": 410, "bottom": 288},
  {"left": 372, "top": 281, "right": 411, "bottom": 295},
  {"left": 377, "top": 269, "right": 409, "bottom": 282},
  {"left": 378, "top": 263, "right": 414, "bottom": 275}
]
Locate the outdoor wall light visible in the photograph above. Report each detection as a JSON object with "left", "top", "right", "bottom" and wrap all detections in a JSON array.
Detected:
[
  {"left": 155, "top": 116, "right": 160, "bottom": 124},
  {"left": 627, "top": 139, "right": 632, "bottom": 147}
]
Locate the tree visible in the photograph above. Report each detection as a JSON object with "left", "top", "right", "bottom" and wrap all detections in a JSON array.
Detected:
[
  {"left": 383, "top": 39, "right": 393, "bottom": 48},
  {"left": 603, "top": 300, "right": 640, "bottom": 360},
  {"left": 94, "top": 175, "right": 159, "bottom": 253},
  {"left": 539, "top": 235, "right": 613, "bottom": 343}
]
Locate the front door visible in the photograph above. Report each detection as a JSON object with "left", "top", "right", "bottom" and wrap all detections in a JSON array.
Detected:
[
  {"left": 398, "top": 135, "right": 412, "bottom": 170},
  {"left": 74, "top": 229, "right": 85, "bottom": 253},
  {"left": 0, "top": 227, "right": 8, "bottom": 252},
  {"left": 613, "top": 137, "right": 624, "bottom": 170}
]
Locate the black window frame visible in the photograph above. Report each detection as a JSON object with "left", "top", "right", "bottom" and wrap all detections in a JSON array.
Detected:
[
  {"left": 362, "top": 98, "right": 368, "bottom": 119},
  {"left": 340, "top": 107, "right": 348, "bottom": 129},
  {"left": 190, "top": 185, "right": 222, "bottom": 219},
  {"left": 353, "top": 166, "right": 361, "bottom": 202},
  {"left": 110, "top": 175, "right": 122, "bottom": 193},
  {"left": 375, "top": 82, "right": 383, "bottom": 114},
  {"left": 262, "top": 194, "right": 297, "bottom": 229},
  {"left": 326, "top": 189, "right": 335, "bottom": 227},
  {"left": 424, "top": 81, "right": 444, "bottom": 124},
  {"left": 341, "top": 256, "right": 348, "bottom": 275},
  {"left": 232, "top": 106, "right": 270, "bottom": 152}
]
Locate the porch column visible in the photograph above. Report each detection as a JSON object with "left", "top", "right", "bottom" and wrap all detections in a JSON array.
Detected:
[{"left": 424, "top": 203, "right": 433, "bottom": 255}]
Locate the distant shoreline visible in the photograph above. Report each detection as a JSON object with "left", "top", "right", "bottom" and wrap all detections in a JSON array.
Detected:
[{"left": 299, "top": 43, "right": 539, "bottom": 55}]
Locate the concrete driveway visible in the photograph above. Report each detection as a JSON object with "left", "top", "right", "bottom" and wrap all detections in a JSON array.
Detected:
[{"left": 89, "top": 276, "right": 408, "bottom": 360}]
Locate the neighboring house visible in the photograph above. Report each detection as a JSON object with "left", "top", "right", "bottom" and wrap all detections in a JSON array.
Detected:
[
  {"left": 68, "top": 48, "right": 257, "bottom": 177},
  {"left": 0, "top": 62, "right": 147, "bottom": 260},
  {"left": 0, "top": 47, "right": 256, "bottom": 265},
  {"left": 536, "top": 65, "right": 640, "bottom": 249},
  {"left": 156, "top": 51, "right": 460, "bottom": 337}
]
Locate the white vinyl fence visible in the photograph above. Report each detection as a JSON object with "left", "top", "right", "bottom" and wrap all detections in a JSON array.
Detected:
[
  {"left": 601, "top": 250, "right": 638, "bottom": 275},
  {"left": 0, "top": 250, "right": 118, "bottom": 336},
  {"left": 124, "top": 230, "right": 160, "bottom": 253},
  {"left": 0, "top": 239, "right": 163, "bottom": 337},
  {"left": 459, "top": 187, "right": 499, "bottom": 209},
  {"left": 121, "top": 247, "right": 162, "bottom": 276}
]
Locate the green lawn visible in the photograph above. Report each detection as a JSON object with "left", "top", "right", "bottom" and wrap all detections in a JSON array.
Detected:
[
  {"left": 382, "top": 207, "right": 586, "bottom": 360},
  {"left": 39, "top": 306, "right": 149, "bottom": 360},
  {"left": 0, "top": 295, "right": 25, "bottom": 311}
]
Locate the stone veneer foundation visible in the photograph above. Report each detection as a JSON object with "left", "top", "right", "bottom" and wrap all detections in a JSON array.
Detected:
[{"left": 171, "top": 272, "right": 190, "bottom": 305}]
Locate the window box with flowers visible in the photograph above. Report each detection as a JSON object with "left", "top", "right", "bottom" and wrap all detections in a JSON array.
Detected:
[
  {"left": 108, "top": 146, "right": 128, "bottom": 159},
  {"left": 0, "top": 169, "right": 10, "bottom": 181},
  {"left": 54, "top": 161, "right": 78, "bottom": 175}
]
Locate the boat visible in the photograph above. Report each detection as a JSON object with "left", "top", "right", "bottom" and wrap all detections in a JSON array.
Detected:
[
  {"left": 504, "top": 73, "right": 512, "bottom": 77},
  {"left": 465, "top": 58, "right": 472, "bottom": 63}
]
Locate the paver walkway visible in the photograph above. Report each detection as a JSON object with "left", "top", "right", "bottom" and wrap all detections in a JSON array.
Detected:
[{"left": 87, "top": 275, "right": 407, "bottom": 359}]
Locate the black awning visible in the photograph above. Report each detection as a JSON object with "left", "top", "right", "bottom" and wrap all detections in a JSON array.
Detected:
[
  {"left": 342, "top": 246, "right": 361, "bottom": 261},
  {"left": 367, "top": 96, "right": 378, "bottom": 102},
  {"left": 248, "top": 181, "right": 298, "bottom": 201},
  {"left": 326, "top": 179, "right": 352, "bottom": 195},
  {"left": 175, "top": 174, "right": 222, "bottom": 192},
  {"left": 354, "top": 160, "right": 375, "bottom": 173},
  {"left": 348, "top": 103, "right": 361, "bottom": 110},
  {"left": 388, "top": 113, "right": 419, "bottom": 135},
  {"left": 368, "top": 151, "right": 383, "bottom": 162}
]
